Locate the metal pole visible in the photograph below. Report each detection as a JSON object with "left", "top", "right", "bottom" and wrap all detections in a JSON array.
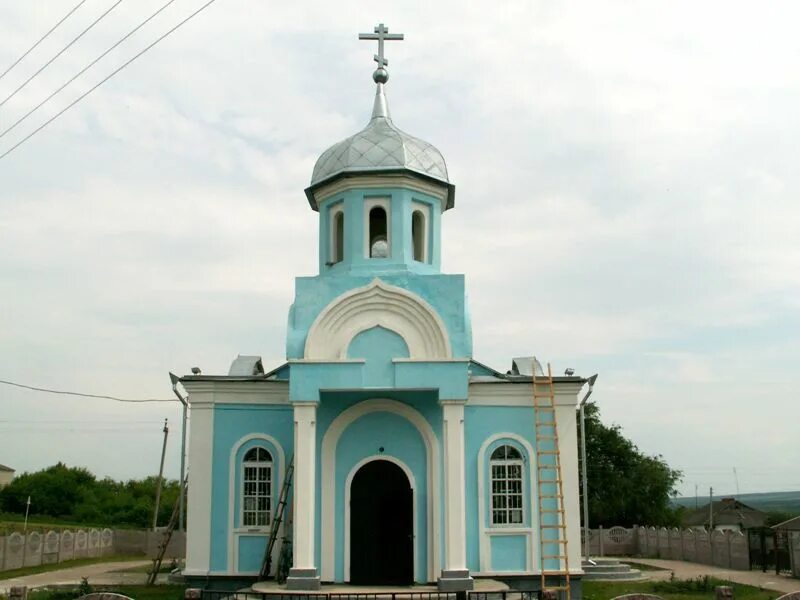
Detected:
[
  {"left": 170, "top": 372, "right": 188, "bottom": 532},
  {"left": 578, "top": 374, "right": 598, "bottom": 563},
  {"left": 709, "top": 487, "right": 714, "bottom": 530},
  {"left": 152, "top": 418, "right": 169, "bottom": 531},
  {"left": 23, "top": 496, "right": 30, "bottom": 533}
]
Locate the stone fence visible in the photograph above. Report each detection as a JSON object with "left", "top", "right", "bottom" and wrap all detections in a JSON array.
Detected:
[
  {"left": 584, "top": 525, "right": 750, "bottom": 571},
  {"left": 0, "top": 528, "right": 186, "bottom": 573}
]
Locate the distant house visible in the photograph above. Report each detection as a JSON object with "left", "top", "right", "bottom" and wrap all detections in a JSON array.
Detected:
[
  {"left": 0, "top": 464, "right": 14, "bottom": 488},
  {"left": 682, "top": 497, "right": 767, "bottom": 532},
  {"left": 772, "top": 515, "right": 800, "bottom": 532}
]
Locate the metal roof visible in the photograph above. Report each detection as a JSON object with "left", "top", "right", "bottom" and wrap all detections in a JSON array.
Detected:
[
  {"left": 0, "top": 463, "right": 14, "bottom": 472},
  {"left": 306, "top": 83, "right": 454, "bottom": 210}
]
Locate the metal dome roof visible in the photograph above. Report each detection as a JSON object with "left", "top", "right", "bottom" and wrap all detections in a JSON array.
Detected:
[{"left": 309, "top": 84, "right": 450, "bottom": 189}]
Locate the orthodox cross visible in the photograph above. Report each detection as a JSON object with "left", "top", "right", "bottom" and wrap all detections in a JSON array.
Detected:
[{"left": 359, "top": 23, "right": 404, "bottom": 69}]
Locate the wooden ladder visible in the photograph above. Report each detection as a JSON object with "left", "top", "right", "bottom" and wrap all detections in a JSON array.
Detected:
[
  {"left": 533, "top": 362, "right": 571, "bottom": 599},
  {"left": 259, "top": 455, "right": 294, "bottom": 580},
  {"left": 146, "top": 476, "right": 186, "bottom": 585}
]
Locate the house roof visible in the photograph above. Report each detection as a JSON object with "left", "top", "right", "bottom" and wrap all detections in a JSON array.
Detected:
[
  {"left": 682, "top": 498, "right": 767, "bottom": 529},
  {"left": 772, "top": 515, "right": 800, "bottom": 531},
  {"left": 0, "top": 463, "right": 14, "bottom": 472}
]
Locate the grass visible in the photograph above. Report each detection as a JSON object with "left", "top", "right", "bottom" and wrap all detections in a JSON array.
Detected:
[
  {"left": 24, "top": 585, "right": 186, "bottom": 600},
  {"left": 583, "top": 577, "right": 781, "bottom": 600},
  {"left": 0, "top": 555, "right": 145, "bottom": 580},
  {"left": 110, "top": 561, "right": 179, "bottom": 574}
]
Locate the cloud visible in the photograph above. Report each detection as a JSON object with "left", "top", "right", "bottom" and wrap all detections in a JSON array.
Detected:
[{"left": 0, "top": 1, "right": 797, "bottom": 494}]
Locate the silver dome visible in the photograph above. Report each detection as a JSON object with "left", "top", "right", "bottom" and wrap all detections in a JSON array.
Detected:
[{"left": 309, "top": 84, "right": 450, "bottom": 188}]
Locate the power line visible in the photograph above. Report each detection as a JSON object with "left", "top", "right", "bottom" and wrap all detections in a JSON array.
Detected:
[
  {"left": 0, "top": 0, "right": 221, "bottom": 161},
  {"left": 0, "top": 0, "right": 182, "bottom": 141},
  {"left": 0, "top": 378, "right": 174, "bottom": 403},
  {"left": 0, "top": 0, "right": 125, "bottom": 109},
  {"left": 0, "top": 0, "right": 88, "bottom": 82}
]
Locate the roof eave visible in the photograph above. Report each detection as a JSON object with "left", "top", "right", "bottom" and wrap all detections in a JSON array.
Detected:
[{"left": 305, "top": 168, "right": 455, "bottom": 212}]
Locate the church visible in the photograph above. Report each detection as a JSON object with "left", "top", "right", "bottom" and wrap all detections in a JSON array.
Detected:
[{"left": 180, "top": 24, "right": 588, "bottom": 597}]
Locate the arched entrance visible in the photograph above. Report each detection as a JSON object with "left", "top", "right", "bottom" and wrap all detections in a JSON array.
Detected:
[{"left": 349, "top": 459, "right": 413, "bottom": 585}]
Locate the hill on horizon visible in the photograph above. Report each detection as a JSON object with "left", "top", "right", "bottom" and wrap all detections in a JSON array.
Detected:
[{"left": 674, "top": 490, "right": 800, "bottom": 515}]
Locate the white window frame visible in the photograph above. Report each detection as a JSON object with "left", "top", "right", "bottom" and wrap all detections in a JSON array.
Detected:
[
  {"left": 363, "top": 197, "right": 391, "bottom": 258},
  {"left": 411, "top": 201, "right": 430, "bottom": 263},
  {"left": 241, "top": 447, "right": 272, "bottom": 528},
  {"left": 329, "top": 202, "right": 345, "bottom": 265},
  {"left": 489, "top": 445, "right": 525, "bottom": 526}
]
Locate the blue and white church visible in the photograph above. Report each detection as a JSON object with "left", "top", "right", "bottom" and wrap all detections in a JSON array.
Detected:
[{"left": 180, "top": 24, "right": 588, "bottom": 596}]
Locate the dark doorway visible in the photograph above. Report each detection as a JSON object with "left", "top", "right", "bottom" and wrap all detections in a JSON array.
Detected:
[{"left": 350, "top": 459, "right": 413, "bottom": 585}]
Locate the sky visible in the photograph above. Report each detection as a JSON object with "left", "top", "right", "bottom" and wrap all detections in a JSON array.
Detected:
[{"left": 0, "top": 1, "right": 798, "bottom": 499}]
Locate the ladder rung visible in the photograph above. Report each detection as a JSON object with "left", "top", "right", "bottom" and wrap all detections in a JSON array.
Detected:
[
  {"left": 542, "top": 554, "right": 568, "bottom": 559},
  {"left": 537, "top": 450, "right": 559, "bottom": 455},
  {"left": 540, "top": 509, "right": 562, "bottom": 513},
  {"left": 541, "top": 539, "right": 566, "bottom": 543},
  {"left": 541, "top": 524, "right": 567, "bottom": 529},
  {"left": 539, "top": 494, "right": 563, "bottom": 498}
]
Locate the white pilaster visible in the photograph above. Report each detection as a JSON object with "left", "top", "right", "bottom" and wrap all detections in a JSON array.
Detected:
[
  {"left": 287, "top": 402, "right": 320, "bottom": 589},
  {"left": 439, "top": 401, "right": 473, "bottom": 590},
  {"left": 183, "top": 398, "right": 214, "bottom": 575}
]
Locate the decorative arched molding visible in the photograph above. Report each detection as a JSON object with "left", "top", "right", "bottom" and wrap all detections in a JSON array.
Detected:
[
  {"left": 304, "top": 279, "right": 451, "bottom": 360},
  {"left": 227, "top": 433, "right": 285, "bottom": 573},
  {"left": 320, "top": 399, "right": 440, "bottom": 582},
  {"left": 343, "top": 455, "right": 418, "bottom": 582},
  {"left": 477, "top": 432, "right": 536, "bottom": 574}
]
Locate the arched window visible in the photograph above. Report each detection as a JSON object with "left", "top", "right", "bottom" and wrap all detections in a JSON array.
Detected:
[
  {"left": 369, "top": 206, "right": 388, "bottom": 258},
  {"left": 332, "top": 210, "right": 344, "bottom": 264},
  {"left": 490, "top": 444, "right": 523, "bottom": 525},
  {"left": 242, "top": 447, "right": 272, "bottom": 526},
  {"left": 412, "top": 210, "right": 425, "bottom": 262}
]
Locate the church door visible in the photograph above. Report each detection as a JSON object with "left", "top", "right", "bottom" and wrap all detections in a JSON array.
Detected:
[{"left": 350, "top": 459, "right": 413, "bottom": 585}]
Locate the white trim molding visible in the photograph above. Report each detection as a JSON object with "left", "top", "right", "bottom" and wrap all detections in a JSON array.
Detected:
[
  {"left": 304, "top": 279, "right": 452, "bottom": 360},
  {"left": 227, "top": 433, "right": 285, "bottom": 574},
  {"left": 293, "top": 404, "right": 318, "bottom": 572},
  {"left": 320, "top": 399, "right": 440, "bottom": 582},
  {"left": 477, "top": 432, "right": 537, "bottom": 574},
  {"left": 343, "top": 455, "right": 418, "bottom": 582},
  {"left": 184, "top": 403, "right": 215, "bottom": 576}
]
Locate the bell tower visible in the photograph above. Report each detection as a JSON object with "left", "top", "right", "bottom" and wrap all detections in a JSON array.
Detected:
[{"left": 304, "top": 24, "right": 455, "bottom": 276}]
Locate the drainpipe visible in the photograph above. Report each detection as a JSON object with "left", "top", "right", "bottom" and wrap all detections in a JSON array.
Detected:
[
  {"left": 579, "top": 374, "right": 598, "bottom": 563},
  {"left": 170, "top": 372, "right": 189, "bottom": 532}
]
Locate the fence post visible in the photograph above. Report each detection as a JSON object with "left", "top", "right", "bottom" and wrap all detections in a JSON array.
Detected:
[
  {"left": 599, "top": 525, "right": 604, "bottom": 557},
  {"left": 715, "top": 585, "right": 733, "bottom": 599},
  {"left": 9, "top": 587, "right": 28, "bottom": 600}
]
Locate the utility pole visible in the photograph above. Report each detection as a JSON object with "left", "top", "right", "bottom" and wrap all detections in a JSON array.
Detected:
[
  {"left": 695, "top": 484, "right": 698, "bottom": 510},
  {"left": 23, "top": 496, "right": 31, "bottom": 532},
  {"left": 152, "top": 419, "right": 169, "bottom": 531},
  {"left": 709, "top": 486, "right": 714, "bottom": 530}
]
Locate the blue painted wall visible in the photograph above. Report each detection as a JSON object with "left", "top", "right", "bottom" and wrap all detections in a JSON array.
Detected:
[
  {"left": 490, "top": 535, "right": 527, "bottom": 572},
  {"left": 333, "top": 411, "right": 428, "bottom": 582},
  {"left": 464, "top": 405, "right": 539, "bottom": 574},
  {"left": 209, "top": 404, "right": 293, "bottom": 574}
]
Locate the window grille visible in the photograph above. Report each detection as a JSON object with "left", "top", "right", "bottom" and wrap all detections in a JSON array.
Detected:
[
  {"left": 490, "top": 444, "right": 524, "bottom": 525},
  {"left": 242, "top": 447, "right": 272, "bottom": 527}
]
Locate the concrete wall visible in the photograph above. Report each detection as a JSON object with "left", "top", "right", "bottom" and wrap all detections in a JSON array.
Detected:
[
  {"left": 0, "top": 528, "right": 186, "bottom": 573},
  {"left": 586, "top": 525, "right": 750, "bottom": 571},
  {"left": 790, "top": 531, "right": 800, "bottom": 577}
]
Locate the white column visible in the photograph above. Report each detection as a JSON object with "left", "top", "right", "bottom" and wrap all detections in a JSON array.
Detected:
[
  {"left": 287, "top": 402, "right": 320, "bottom": 589},
  {"left": 439, "top": 401, "right": 472, "bottom": 590},
  {"left": 183, "top": 398, "right": 213, "bottom": 576}
]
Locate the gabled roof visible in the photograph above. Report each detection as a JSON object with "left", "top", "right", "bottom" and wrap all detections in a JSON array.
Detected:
[
  {"left": 0, "top": 463, "right": 14, "bottom": 472},
  {"left": 682, "top": 498, "right": 767, "bottom": 529},
  {"left": 772, "top": 515, "right": 800, "bottom": 531}
]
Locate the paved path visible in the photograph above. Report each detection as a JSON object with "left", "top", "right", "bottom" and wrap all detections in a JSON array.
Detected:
[
  {"left": 0, "top": 560, "right": 170, "bottom": 591},
  {"left": 628, "top": 558, "right": 800, "bottom": 595}
]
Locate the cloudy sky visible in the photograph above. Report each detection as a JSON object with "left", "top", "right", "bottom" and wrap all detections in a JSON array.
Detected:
[{"left": 0, "top": 1, "right": 798, "bottom": 498}]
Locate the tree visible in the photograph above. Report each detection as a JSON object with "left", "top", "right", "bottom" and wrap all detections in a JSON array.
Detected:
[
  {"left": 0, "top": 464, "right": 181, "bottom": 528},
  {"left": 580, "top": 402, "right": 682, "bottom": 527}
]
